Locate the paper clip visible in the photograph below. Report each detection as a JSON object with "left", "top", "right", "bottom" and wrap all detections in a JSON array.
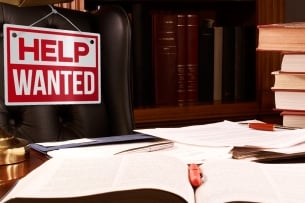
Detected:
[{"left": 188, "top": 164, "right": 203, "bottom": 188}]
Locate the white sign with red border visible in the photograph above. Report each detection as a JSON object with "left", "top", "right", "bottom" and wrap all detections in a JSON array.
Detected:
[{"left": 3, "top": 24, "right": 101, "bottom": 105}]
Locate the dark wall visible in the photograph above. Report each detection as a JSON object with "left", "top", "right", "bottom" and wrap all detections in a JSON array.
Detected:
[{"left": 285, "top": 0, "right": 305, "bottom": 22}]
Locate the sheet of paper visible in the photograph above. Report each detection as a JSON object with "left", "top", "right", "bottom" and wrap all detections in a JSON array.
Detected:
[
  {"left": 135, "top": 120, "right": 305, "bottom": 148},
  {"left": 36, "top": 138, "right": 93, "bottom": 147},
  {"left": 262, "top": 142, "right": 305, "bottom": 154}
]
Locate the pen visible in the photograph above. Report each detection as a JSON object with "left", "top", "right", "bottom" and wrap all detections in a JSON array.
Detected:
[
  {"left": 188, "top": 163, "right": 203, "bottom": 188},
  {"left": 248, "top": 123, "right": 274, "bottom": 131},
  {"left": 115, "top": 140, "right": 174, "bottom": 155},
  {"left": 239, "top": 122, "right": 300, "bottom": 131}
]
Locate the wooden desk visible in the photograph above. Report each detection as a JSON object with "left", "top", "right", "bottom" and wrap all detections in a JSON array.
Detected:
[{"left": 0, "top": 149, "right": 48, "bottom": 198}]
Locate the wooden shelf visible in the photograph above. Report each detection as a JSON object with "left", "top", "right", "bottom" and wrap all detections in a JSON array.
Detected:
[
  {"left": 85, "top": 0, "right": 285, "bottom": 128},
  {"left": 88, "top": 0, "right": 255, "bottom": 3},
  {"left": 134, "top": 102, "right": 259, "bottom": 128}
]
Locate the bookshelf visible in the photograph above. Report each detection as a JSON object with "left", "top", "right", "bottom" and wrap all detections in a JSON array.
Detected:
[
  {"left": 54, "top": 0, "right": 85, "bottom": 11},
  {"left": 83, "top": 0, "right": 285, "bottom": 128}
]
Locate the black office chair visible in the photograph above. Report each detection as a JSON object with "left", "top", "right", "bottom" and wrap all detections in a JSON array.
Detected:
[{"left": 0, "top": 3, "right": 134, "bottom": 143}]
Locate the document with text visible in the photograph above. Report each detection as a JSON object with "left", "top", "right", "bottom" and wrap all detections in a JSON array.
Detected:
[{"left": 136, "top": 120, "right": 305, "bottom": 148}]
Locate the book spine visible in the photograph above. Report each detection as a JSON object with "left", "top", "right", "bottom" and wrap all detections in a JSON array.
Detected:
[
  {"left": 234, "top": 26, "right": 246, "bottom": 102},
  {"left": 198, "top": 18, "right": 215, "bottom": 103},
  {"left": 213, "top": 26, "right": 223, "bottom": 102},
  {"left": 152, "top": 12, "right": 178, "bottom": 106},
  {"left": 221, "top": 26, "right": 235, "bottom": 102},
  {"left": 176, "top": 14, "right": 187, "bottom": 105},
  {"left": 242, "top": 26, "right": 256, "bottom": 101},
  {"left": 186, "top": 14, "right": 199, "bottom": 104}
]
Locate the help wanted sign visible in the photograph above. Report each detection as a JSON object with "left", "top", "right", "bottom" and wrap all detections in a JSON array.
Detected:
[{"left": 3, "top": 24, "right": 101, "bottom": 105}]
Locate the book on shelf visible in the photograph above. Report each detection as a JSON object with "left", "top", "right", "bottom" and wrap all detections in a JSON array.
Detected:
[
  {"left": 280, "top": 52, "right": 305, "bottom": 72},
  {"left": 54, "top": 0, "right": 84, "bottom": 11},
  {"left": 3, "top": 153, "right": 305, "bottom": 203},
  {"left": 213, "top": 26, "right": 223, "bottom": 102},
  {"left": 198, "top": 18, "right": 214, "bottom": 103},
  {"left": 272, "top": 89, "right": 305, "bottom": 111},
  {"left": 281, "top": 110, "right": 305, "bottom": 128},
  {"left": 220, "top": 26, "right": 256, "bottom": 102},
  {"left": 234, "top": 26, "right": 256, "bottom": 102},
  {"left": 152, "top": 12, "right": 178, "bottom": 106},
  {"left": 185, "top": 13, "right": 199, "bottom": 104},
  {"left": 257, "top": 22, "right": 305, "bottom": 52},
  {"left": 272, "top": 70, "right": 305, "bottom": 89},
  {"left": 176, "top": 14, "right": 187, "bottom": 105},
  {"left": 151, "top": 12, "right": 199, "bottom": 106},
  {"left": 221, "top": 26, "right": 235, "bottom": 102}
]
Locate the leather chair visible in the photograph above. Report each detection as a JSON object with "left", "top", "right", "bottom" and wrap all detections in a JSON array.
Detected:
[{"left": 0, "top": 3, "right": 134, "bottom": 143}]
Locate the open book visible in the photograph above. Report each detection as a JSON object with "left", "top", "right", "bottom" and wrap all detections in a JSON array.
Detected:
[{"left": 2, "top": 154, "right": 305, "bottom": 203}]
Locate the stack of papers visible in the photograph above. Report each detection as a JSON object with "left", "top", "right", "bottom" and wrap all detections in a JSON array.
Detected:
[
  {"left": 135, "top": 120, "right": 305, "bottom": 161},
  {"left": 31, "top": 120, "right": 305, "bottom": 162}
]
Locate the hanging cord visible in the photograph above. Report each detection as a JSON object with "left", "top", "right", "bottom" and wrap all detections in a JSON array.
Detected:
[{"left": 29, "top": 5, "right": 81, "bottom": 32}]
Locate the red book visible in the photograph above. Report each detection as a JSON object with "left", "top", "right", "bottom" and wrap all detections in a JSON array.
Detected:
[
  {"left": 152, "top": 12, "right": 178, "bottom": 106},
  {"left": 186, "top": 13, "right": 199, "bottom": 104}
]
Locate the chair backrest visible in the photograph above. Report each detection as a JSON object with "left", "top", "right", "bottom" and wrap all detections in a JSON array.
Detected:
[{"left": 0, "top": 3, "right": 134, "bottom": 142}]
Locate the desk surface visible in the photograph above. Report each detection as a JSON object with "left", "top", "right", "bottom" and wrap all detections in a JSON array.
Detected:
[{"left": 0, "top": 149, "right": 48, "bottom": 198}]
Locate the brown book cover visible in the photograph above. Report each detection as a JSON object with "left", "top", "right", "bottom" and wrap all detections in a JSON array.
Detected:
[
  {"left": 152, "top": 12, "right": 178, "bottom": 106},
  {"left": 176, "top": 14, "right": 187, "bottom": 105},
  {"left": 186, "top": 14, "right": 199, "bottom": 104}
]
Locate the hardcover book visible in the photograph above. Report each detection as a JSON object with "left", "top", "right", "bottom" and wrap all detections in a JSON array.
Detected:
[
  {"left": 185, "top": 13, "right": 199, "bottom": 104},
  {"left": 281, "top": 110, "right": 305, "bottom": 128},
  {"left": 257, "top": 22, "right": 305, "bottom": 52},
  {"left": 221, "top": 26, "right": 235, "bottom": 102},
  {"left": 213, "top": 26, "right": 223, "bottom": 102},
  {"left": 176, "top": 14, "right": 187, "bottom": 105},
  {"left": 272, "top": 89, "right": 305, "bottom": 111},
  {"left": 152, "top": 12, "right": 178, "bottom": 106},
  {"left": 280, "top": 52, "right": 305, "bottom": 72},
  {"left": 198, "top": 18, "right": 214, "bottom": 103},
  {"left": 272, "top": 71, "right": 305, "bottom": 89},
  {"left": 2, "top": 153, "right": 305, "bottom": 203}
]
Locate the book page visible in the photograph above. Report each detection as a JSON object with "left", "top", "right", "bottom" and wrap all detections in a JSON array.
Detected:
[
  {"left": 195, "top": 159, "right": 305, "bottom": 203},
  {"left": 1, "top": 154, "right": 194, "bottom": 203}
]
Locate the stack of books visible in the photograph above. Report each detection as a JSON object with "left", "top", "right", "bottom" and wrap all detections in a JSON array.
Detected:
[{"left": 257, "top": 22, "right": 305, "bottom": 128}]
